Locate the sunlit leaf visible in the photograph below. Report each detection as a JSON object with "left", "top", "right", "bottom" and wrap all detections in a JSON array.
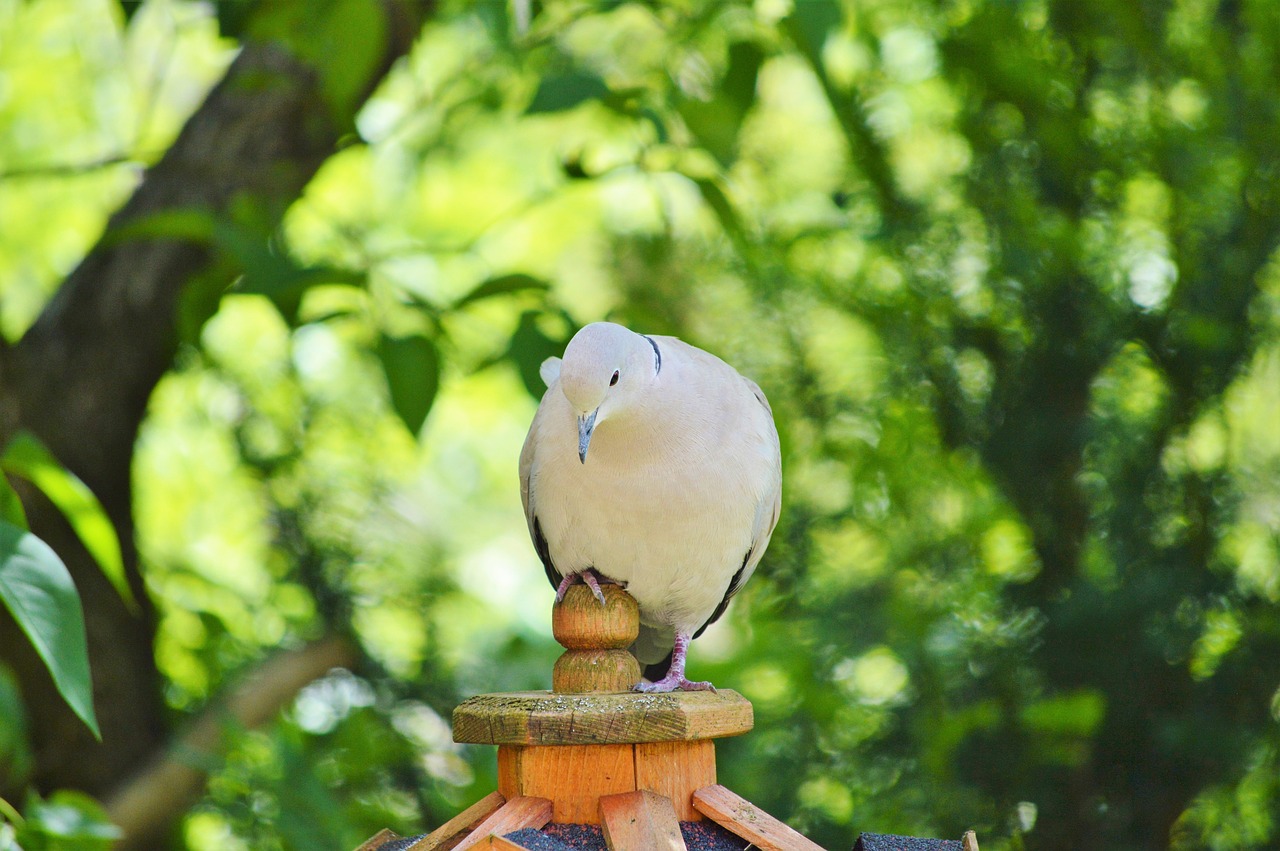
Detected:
[
  {"left": 1, "top": 433, "right": 133, "bottom": 612},
  {"left": 16, "top": 790, "right": 120, "bottom": 848},
  {"left": 0, "top": 522, "right": 99, "bottom": 740},
  {"left": 0, "top": 477, "right": 25, "bottom": 531},
  {"left": 102, "top": 207, "right": 217, "bottom": 247},
  {"left": 249, "top": 0, "right": 388, "bottom": 123},
  {"left": 377, "top": 333, "right": 440, "bottom": 436}
]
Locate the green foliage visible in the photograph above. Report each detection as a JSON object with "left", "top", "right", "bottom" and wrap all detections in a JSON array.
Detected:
[
  {"left": 0, "top": 523, "right": 98, "bottom": 740},
  {"left": 3, "top": 791, "right": 120, "bottom": 851},
  {"left": 4, "top": 0, "right": 1280, "bottom": 849},
  {"left": 1, "top": 433, "right": 132, "bottom": 612},
  {"left": 377, "top": 333, "right": 441, "bottom": 436}
]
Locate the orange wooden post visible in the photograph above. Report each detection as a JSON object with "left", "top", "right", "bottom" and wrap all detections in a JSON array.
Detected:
[{"left": 452, "top": 585, "right": 753, "bottom": 825}]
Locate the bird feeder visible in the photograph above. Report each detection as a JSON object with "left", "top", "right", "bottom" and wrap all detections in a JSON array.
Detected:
[{"left": 352, "top": 586, "right": 980, "bottom": 851}]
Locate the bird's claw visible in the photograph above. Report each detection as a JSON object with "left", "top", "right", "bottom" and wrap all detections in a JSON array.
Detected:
[
  {"left": 554, "top": 568, "right": 626, "bottom": 606},
  {"left": 634, "top": 677, "right": 717, "bottom": 694}
]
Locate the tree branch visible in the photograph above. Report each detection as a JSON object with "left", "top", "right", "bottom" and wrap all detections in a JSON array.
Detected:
[{"left": 104, "top": 635, "right": 359, "bottom": 848}]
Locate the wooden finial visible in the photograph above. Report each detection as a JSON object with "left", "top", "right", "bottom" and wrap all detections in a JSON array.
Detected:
[{"left": 551, "top": 584, "right": 641, "bottom": 693}]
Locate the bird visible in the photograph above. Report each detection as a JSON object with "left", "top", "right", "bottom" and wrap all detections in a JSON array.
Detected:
[{"left": 519, "top": 321, "right": 782, "bottom": 693}]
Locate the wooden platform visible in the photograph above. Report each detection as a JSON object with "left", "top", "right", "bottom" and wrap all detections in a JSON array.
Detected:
[{"left": 452, "top": 689, "right": 753, "bottom": 746}]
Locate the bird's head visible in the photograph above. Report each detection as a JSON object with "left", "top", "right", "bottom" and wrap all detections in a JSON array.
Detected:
[{"left": 559, "top": 322, "right": 660, "bottom": 463}]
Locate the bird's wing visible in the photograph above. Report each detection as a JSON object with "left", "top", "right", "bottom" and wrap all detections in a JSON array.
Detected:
[
  {"left": 693, "top": 373, "right": 783, "bottom": 638},
  {"left": 519, "top": 386, "right": 563, "bottom": 590}
]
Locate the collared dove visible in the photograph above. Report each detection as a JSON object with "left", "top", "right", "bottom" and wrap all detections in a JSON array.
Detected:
[{"left": 519, "top": 321, "right": 782, "bottom": 693}]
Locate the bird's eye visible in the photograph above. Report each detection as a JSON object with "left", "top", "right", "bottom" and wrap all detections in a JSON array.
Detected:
[{"left": 609, "top": 370, "right": 620, "bottom": 386}]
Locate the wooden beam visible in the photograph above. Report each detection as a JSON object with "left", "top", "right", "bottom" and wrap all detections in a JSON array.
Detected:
[
  {"left": 405, "top": 791, "right": 506, "bottom": 851},
  {"left": 353, "top": 828, "right": 400, "bottom": 851},
  {"left": 498, "top": 744, "right": 635, "bottom": 823},
  {"left": 962, "top": 831, "right": 980, "bottom": 851},
  {"left": 692, "top": 785, "right": 825, "bottom": 851},
  {"left": 475, "top": 836, "right": 533, "bottom": 851},
  {"left": 599, "top": 790, "right": 687, "bottom": 851},
  {"left": 449, "top": 797, "right": 553, "bottom": 851},
  {"left": 634, "top": 741, "right": 715, "bottom": 821}
]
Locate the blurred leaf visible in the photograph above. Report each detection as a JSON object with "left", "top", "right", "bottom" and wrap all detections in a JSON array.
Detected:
[
  {"left": 219, "top": 223, "right": 365, "bottom": 325},
  {"left": 508, "top": 311, "right": 569, "bottom": 398},
  {"left": 456, "top": 274, "right": 550, "bottom": 308},
  {"left": 692, "top": 178, "right": 750, "bottom": 250},
  {"left": 102, "top": 208, "right": 217, "bottom": 247},
  {"left": 1, "top": 433, "right": 133, "bottom": 613},
  {"left": 0, "top": 478, "right": 25, "bottom": 531},
  {"left": 15, "top": 790, "right": 120, "bottom": 850},
  {"left": 0, "top": 522, "right": 99, "bottom": 741},
  {"left": 0, "top": 665, "right": 33, "bottom": 791},
  {"left": 786, "top": 0, "right": 842, "bottom": 60},
  {"left": 249, "top": 0, "right": 388, "bottom": 123},
  {"left": 676, "top": 41, "right": 762, "bottom": 166},
  {"left": 273, "top": 735, "right": 357, "bottom": 850},
  {"left": 377, "top": 333, "right": 441, "bottom": 436},
  {"left": 527, "top": 71, "right": 610, "bottom": 113},
  {"left": 215, "top": 2, "right": 255, "bottom": 40}
]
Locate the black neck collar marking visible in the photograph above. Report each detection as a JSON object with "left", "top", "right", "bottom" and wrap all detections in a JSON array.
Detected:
[{"left": 642, "top": 335, "right": 662, "bottom": 375}]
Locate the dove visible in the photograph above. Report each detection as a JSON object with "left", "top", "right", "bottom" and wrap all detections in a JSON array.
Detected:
[{"left": 519, "top": 321, "right": 782, "bottom": 693}]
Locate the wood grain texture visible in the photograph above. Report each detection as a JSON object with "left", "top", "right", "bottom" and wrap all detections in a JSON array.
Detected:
[
  {"left": 498, "top": 745, "right": 636, "bottom": 824},
  {"left": 552, "top": 649, "right": 641, "bottom": 694},
  {"left": 634, "top": 741, "right": 716, "bottom": 821},
  {"left": 475, "top": 836, "right": 529, "bottom": 851},
  {"left": 450, "top": 797, "right": 553, "bottom": 851},
  {"left": 352, "top": 828, "right": 400, "bottom": 851},
  {"left": 692, "top": 785, "right": 825, "bottom": 851},
  {"left": 453, "top": 690, "right": 753, "bottom": 745},
  {"left": 552, "top": 585, "right": 639, "bottom": 650},
  {"left": 599, "top": 790, "right": 688, "bottom": 851},
  {"left": 406, "top": 791, "right": 506, "bottom": 851}
]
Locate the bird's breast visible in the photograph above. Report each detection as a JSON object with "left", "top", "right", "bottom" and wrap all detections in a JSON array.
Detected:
[{"left": 532, "top": 422, "right": 759, "bottom": 633}]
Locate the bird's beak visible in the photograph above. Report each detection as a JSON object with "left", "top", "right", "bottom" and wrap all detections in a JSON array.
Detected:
[{"left": 577, "top": 409, "right": 598, "bottom": 463}]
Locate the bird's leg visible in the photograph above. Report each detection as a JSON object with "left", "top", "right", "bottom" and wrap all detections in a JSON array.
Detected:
[
  {"left": 634, "top": 631, "right": 715, "bottom": 693},
  {"left": 554, "top": 568, "right": 626, "bottom": 605}
]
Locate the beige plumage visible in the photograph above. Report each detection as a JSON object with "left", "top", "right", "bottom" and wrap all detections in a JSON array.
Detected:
[{"left": 519, "top": 321, "right": 782, "bottom": 692}]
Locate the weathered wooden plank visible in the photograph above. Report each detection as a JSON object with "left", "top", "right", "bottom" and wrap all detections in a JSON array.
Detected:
[
  {"left": 453, "top": 690, "right": 753, "bottom": 746},
  {"left": 962, "top": 831, "right": 980, "bottom": 851},
  {"left": 634, "top": 741, "right": 716, "bottom": 821},
  {"left": 405, "top": 791, "right": 505, "bottom": 851},
  {"left": 498, "top": 744, "right": 636, "bottom": 824},
  {"left": 692, "top": 785, "right": 825, "bottom": 851},
  {"left": 599, "top": 790, "right": 687, "bottom": 851},
  {"left": 476, "top": 835, "right": 531, "bottom": 851},
  {"left": 451, "top": 797, "right": 553, "bottom": 851},
  {"left": 353, "top": 828, "right": 400, "bottom": 851}
]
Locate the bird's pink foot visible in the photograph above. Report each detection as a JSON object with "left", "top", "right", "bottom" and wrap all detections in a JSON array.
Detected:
[
  {"left": 554, "top": 568, "right": 625, "bottom": 605},
  {"left": 631, "top": 630, "right": 716, "bottom": 693},
  {"left": 635, "top": 675, "right": 716, "bottom": 694}
]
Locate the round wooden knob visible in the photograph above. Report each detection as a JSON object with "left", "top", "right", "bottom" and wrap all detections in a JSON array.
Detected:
[
  {"left": 552, "top": 584, "right": 639, "bottom": 649},
  {"left": 551, "top": 584, "right": 641, "bottom": 693}
]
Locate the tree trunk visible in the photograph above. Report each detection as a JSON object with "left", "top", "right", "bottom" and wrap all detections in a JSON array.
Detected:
[{"left": 0, "top": 2, "right": 425, "bottom": 802}]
